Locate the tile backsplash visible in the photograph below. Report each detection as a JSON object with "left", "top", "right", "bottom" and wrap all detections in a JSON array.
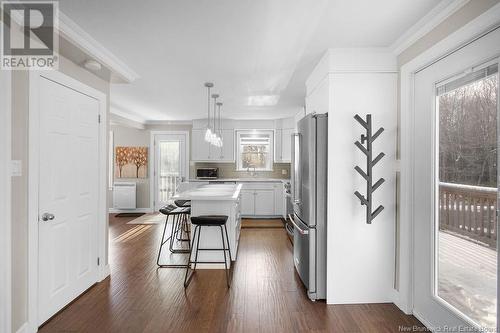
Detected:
[{"left": 191, "top": 162, "right": 291, "bottom": 179}]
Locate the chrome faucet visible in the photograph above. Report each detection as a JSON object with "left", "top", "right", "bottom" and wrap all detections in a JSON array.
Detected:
[{"left": 246, "top": 166, "right": 256, "bottom": 177}]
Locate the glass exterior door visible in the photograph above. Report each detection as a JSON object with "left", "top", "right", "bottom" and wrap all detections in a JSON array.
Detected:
[
  {"left": 412, "top": 27, "right": 500, "bottom": 331},
  {"left": 154, "top": 133, "right": 188, "bottom": 210},
  {"left": 436, "top": 63, "right": 498, "bottom": 329}
]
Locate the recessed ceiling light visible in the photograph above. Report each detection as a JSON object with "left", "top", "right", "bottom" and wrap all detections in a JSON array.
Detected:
[
  {"left": 247, "top": 95, "right": 280, "bottom": 106},
  {"left": 83, "top": 59, "right": 102, "bottom": 71}
]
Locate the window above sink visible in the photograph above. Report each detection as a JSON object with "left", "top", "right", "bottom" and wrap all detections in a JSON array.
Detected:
[{"left": 235, "top": 130, "right": 274, "bottom": 171}]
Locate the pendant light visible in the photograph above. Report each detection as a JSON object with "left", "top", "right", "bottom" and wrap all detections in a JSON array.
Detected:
[
  {"left": 216, "top": 102, "right": 223, "bottom": 147},
  {"left": 204, "top": 82, "right": 214, "bottom": 143},
  {"left": 211, "top": 93, "right": 220, "bottom": 145}
]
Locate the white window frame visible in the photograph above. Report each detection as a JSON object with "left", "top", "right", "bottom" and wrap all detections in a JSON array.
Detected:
[
  {"left": 235, "top": 129, "right": 274, "bottom": 171},
  {"left": 398, "top": 3, "right": 500, "bottom": 317}
]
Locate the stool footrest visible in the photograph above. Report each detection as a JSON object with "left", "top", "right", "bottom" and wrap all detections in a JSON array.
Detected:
[
  {"left": 196, "top": 248, "right": 230, "bottom": 251},
  {"left": 187, "top": 261, "right": 229, "bottom": 264}
]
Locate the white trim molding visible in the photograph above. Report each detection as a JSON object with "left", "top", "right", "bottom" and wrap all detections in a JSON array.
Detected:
[
  {"left": 108, "top": 208, "right": 154, "bottom": 214},
  {"left": 397, "top": 2, "right": 500, "bottom": 315},
  {"left": 390, "top": 0, "right": 470, "bottom": 55},
  {"left": 6, "top": 8, "right": 139, "bottom": 84},
  {"left": 0, "top": 66, "right": 12, "bottom": 333},
  {"left": 58, "top": 12, "right": 139, "bottom": 83},
  {"left": 27, "top": 70, "right": 109, "bottom": 332},
  {"left": 15, "top": 322, "right": 28, "bottom": 333}
]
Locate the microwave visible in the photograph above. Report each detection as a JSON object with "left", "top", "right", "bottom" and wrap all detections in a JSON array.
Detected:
[{"left": 196, "top": 168, "right": 218, "bottom": 179}]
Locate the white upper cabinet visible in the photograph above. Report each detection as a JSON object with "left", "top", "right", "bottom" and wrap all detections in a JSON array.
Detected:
[
  {"left": 191, "top": 126, "right": 234, "bottom": 162},
  {"left": 279, "top": 128, "right": 293, "bottom": 162},
  {"left": 274, "top": 122, "right": 294, "bottom": 163},
  {"left": 191, "top": 118, "right": 294, "bottom": 163},
  {"left": 191, "top": 129, "right": 211, "bottom": 161},
  {"left": 218, "top": 129, "right": 235, "bottom": 161}
]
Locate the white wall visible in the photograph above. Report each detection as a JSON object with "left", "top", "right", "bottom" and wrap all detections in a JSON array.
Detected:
[
  {"left": 307, "top": 49, "right": 398, "bottom": 304},
  {"left": 110, "top": 121, "right": 193, "bottom": 211},
  {"left": 328, "top": 72, "right": 397, "bottom": 303}
]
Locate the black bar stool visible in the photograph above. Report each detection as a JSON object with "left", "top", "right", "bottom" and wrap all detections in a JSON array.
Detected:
[
  {"left": 173, "top": 200, "right": 191, "bottom": 242},
  {"left": 156, "top": 204, "right": 191, "bottom": 268},
  {"left": 184, "top": 215, "right": 232, "bottom": 288}
]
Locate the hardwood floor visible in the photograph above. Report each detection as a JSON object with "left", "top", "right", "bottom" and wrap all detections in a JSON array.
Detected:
[{"left": 39, "top": 215, "right": 423, "bottom": 332}]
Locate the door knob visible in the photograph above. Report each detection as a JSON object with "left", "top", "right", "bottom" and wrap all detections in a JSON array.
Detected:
[{"left": 41, "top": 213, "right": 55, "bottom": 221}]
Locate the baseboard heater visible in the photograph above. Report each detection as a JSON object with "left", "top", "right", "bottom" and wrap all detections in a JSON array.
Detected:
[{"left": 113, "top": 182, "right": 137, "bottom": 209}]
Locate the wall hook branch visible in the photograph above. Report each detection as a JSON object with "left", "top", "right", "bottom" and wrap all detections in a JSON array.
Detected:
[{"left": 354, "top": 114, "right": 385, "bottom": 224}]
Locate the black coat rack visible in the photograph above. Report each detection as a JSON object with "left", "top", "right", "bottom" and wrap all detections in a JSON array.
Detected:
[{"left": 354, "top": 114, "right": 385, "bottom": 224}]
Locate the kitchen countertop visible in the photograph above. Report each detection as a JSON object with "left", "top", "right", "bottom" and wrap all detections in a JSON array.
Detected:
[
  {"left": 174, "top": 183, "right": 242, "bottom": 201},
  {"left": 189, "top": 178, "right": 290, "bottom": 183}
]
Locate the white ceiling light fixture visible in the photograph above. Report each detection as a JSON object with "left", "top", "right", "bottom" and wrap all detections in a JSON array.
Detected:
[
  {"left": 247, "top": 95, "right": 280, "bottom": 107},
  {"left": 203, "top": 82, "right": 223, "bottom": 147},
  {"left": 204, "top": 82, "right": 214, "bottom": 143},
  {"left": 211, "top": 93, "right": 222, "bottom": 147},
  {"left": 83, "top": 59, "right": 102, "bottom": 71},
  {"left": 214, "top": 102, "right": 223, "bottom": 147}
]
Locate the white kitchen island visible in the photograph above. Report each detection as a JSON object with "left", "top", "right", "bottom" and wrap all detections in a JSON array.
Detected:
[{"left": 174, "top": 183, "right": 242, "bottom": 268}]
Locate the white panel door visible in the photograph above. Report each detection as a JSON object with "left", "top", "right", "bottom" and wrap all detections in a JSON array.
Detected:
[
  {"left": 413, "top": 28, "right": 500, "bottom": 330},
  {"left": 38, "top": 77, "right": 99, "bottom": 325},
  {"left": 254, "top": 189, "right": 275, "bottom": 215}
]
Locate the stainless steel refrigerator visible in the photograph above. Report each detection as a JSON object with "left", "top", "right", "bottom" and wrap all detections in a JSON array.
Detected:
[{"left": 291, "top": 113, "right": 327, "bottom": 301}]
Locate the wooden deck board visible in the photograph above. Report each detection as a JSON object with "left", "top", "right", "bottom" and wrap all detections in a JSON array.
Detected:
[{"left": 438, "top": 231, "right": 497, "bottom": 328}]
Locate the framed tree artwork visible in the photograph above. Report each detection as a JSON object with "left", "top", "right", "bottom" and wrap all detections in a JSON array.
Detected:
[{"left": 115, "top": 146, "right": 148, "bottom": 178}]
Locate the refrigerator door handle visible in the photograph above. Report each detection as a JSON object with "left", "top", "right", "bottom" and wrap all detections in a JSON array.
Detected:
[
  {"left": 291, "top": 214, "right": 309, "bottom": 235},
  {"left": 292, "top": 133, "right": 301, "bottom": 204}
]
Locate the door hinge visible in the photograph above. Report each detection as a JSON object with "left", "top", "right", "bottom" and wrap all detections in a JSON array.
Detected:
[
  {"left": 97, "top": 257, "right": 100, "bottom": 266},
  {"left": 98, "top": 114, "right": 101, "bottom": 123}
]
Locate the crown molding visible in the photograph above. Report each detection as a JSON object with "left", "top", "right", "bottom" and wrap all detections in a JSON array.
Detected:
[
  {"left": 4, "top": 3, "right": 139, "bottom": 83},
  {"left": 390, "top": 0, "right": 470, "bottom": 55},
  {"left": 145, "top": 120, "right": 194, "bottom": 126},
  {"left": 110, "top": 107, "right": 147, "bottom": 126},
  {"left": 58, "top": 12, "right": 139, "bottom": 83}
]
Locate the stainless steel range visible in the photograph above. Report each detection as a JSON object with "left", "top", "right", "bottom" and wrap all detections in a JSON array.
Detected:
[{"left": 291, "top": 113, "right": 327, "bottom": 301}]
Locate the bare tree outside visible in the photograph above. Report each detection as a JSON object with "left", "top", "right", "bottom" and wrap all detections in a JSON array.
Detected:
[{"left": 439, "top": 74, "right": 497, "bottom": 187}]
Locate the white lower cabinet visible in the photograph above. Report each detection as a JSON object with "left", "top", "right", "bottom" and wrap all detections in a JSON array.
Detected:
[
  {"left": 240, "top": 182, "right": 285, "bottom": 217},
  {"left": 254, "top": 189, "right": 275, "bottom": 215},
  {"left": 240, "top": 189, "right": 255, "bottom": 216}
]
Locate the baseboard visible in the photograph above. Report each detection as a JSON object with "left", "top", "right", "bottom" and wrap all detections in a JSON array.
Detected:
[
  {"left": 15, "top": 322, "right": 28, "bottom": 333},
  {"left": 241, "top": 215, "right": 283, "bottom": 219},
  {"left": 108, "top": 208, "right": 153, "bottom": 214},
  {"left": 412, "top": 310, "right": 432, "bottom": 331},
  {"left": 98, "top": 264, "right": 111, "bottom": 282}
]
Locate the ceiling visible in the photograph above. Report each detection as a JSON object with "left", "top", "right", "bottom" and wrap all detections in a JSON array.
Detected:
[{"left": 57, "top": 0, "right": 440, "bottom": 121}]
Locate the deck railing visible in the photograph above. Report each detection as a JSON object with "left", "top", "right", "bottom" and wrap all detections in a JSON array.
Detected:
[
  {"left": 159, "top": 174, "right": 181, "bottom": 203},
  {"left": 438, "top": 182, "right": 497, "bottom": 248}
]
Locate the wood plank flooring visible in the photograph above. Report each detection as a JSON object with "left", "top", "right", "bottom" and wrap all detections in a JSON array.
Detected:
[{"left": 39, "top": 215, "right": 424, "bottom": 333}]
